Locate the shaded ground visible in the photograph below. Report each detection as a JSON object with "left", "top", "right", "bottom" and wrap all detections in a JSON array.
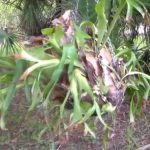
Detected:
[{"left": 0, "top": 92, "right": 150, "bottom": 150}]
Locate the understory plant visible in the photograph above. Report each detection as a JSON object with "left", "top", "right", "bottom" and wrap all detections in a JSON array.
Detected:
[{"left": 0, "top": 0, "right": 150, "bottom": 140}]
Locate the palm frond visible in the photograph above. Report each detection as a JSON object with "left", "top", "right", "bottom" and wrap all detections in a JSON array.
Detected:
[{"left": 0, "top": 29, "right": 20, "bottom": 55}]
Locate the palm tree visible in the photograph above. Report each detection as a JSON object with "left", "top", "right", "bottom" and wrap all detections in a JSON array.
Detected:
[{"left": 2, "top": 0, "right": 62, "bottom": 35}]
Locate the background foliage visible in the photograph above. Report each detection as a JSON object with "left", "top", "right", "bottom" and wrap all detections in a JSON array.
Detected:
[{"left": 0, "top": 0, "right": 150, "bottom": 146}]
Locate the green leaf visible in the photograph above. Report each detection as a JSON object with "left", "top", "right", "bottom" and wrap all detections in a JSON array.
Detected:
[
  {"left": 102, "top": 0, "right": 126, "bottom": 45},
  {"left": 127, "top": 81, "right": 139, "bottom": 91},
  {"left": 0, "top": 57, "right": 15, "bottom": 68},
  {"left": 54, "top": 26, "right": 64, "bottom": 45},
  {"left": 80, "top": 105, "right": 95, "bottom": 123},
  {"left": 130, "top": 98, "right": 135, "bottom": 123},
  {"left": 22, "top": 59, "right": 59, "bottom": 78},
  {"left": 24, "top": 78, "right": 31, "bottom": 102},
  {"left": 48, "top": 26, "right": 64, "bottom": 52},
  {"left": 126, "top": 0, "right": 145, "bottom": 18},
  {"left": 84, "top": 123, "right": 96, "bottom": 139},
  {"left": 28, "top": 73, "right": 42, "bottom": 111},
  {"left": 126, "top": 1, "right": 133, "bottom": 21},
  {"left": 80, "top": 21, "right": 96, "bottom": 34},
  {"left": 98, "top": 77, "right": 108, "bottom": 94},
  {"left": 142, "top": 78, "right": 150, "bottom": 100},
  {"left": 94, "top": 100, "right": 108, "bottom": 128},
  {"left": 60, "top": 90, "right": 71, "bottom": 118},
  {"left": 0, "top": 115, "right": 5, "bottom": 129},
  {"left": 80, "top": 101, "right": 93, "bottom": 113},
  {"left": 1, "top": 59, "right": 27, "bottom": 116},
  {"left": 0, "top": 73, "right": 13, "bottom": 83},
  {"left": 44, "top": 44, "right": 78, "bottom": 106},
  {"left": 102, "top": 127, "right": 110, "bottom": 148},
  {"left": 24, "top": 46, "right": 53, "bottom": 61},
  {"left": 79, "top": 21, "right": 97, "bottom": 50},
  {"left": 41, "top": 28, "right": 53, "bottom": 35},
  {"left": 95, "top": 0, "right": 108, "bottom": 44},
  {"left": 74, "top": 69, "right": 93, "bottom": 98},
  {"left": 122, "top": 71, "right": 150, "bottom": 81},
  {"left": 102, "top": 102, "right": 116, "bottom": 113},
  {"left": 75, "top": 25, "right": 91, "bottom": 46},
  {"left": 70, "top": 77, "right": 82, "bottom": 122}
]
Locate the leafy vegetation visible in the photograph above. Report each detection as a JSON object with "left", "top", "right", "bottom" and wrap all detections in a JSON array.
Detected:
[{"left": 0, "top": 0, "right": 150, "bottom": 149}]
